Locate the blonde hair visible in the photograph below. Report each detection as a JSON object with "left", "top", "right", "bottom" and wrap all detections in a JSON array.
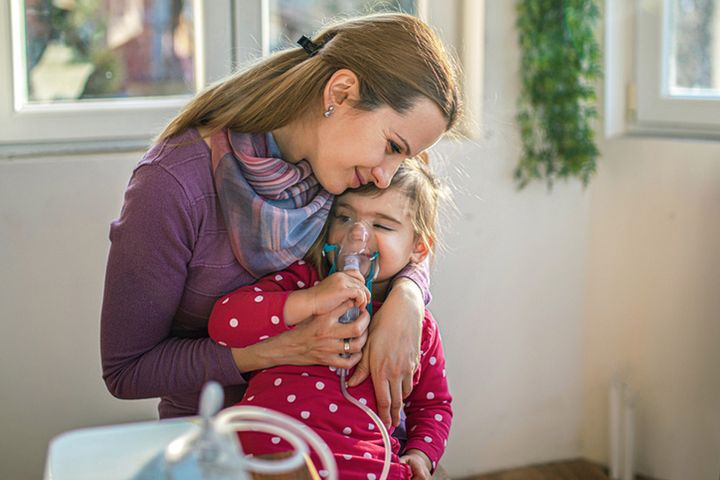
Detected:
[
  {"left": 158, "top": 13, "right": 461, "bottom": 140},
  {"left": 307, "top": 154, "right": 446, "bottom": 278}
]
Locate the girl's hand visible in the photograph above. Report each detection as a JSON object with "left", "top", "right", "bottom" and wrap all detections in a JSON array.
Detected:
[
  {"left": 308, "top": 271, "right": 371, "bottom": 315},
  {"left": 233, "top": 301, "right": 371, "bottom": 371},
  {"left": 399, "top": 449, "right": 432, "bottom": 480},
  {"left": 347, "top": 278, "right": 423, "bottom": 427},
  {"left": 283, "top": 271, "right": 370, "bottom": 326}
]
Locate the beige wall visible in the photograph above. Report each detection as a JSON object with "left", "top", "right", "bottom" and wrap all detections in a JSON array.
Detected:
[{"left": 581, "top": 136, "right": 720, "bottom": 480}]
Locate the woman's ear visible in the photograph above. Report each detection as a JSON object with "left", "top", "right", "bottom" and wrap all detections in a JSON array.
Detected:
[
  {"left": 410, "top": 237, "right": 433, "bottom": 264},
  {"left": 323, "top": 69, "right": 360, "bottom": 108}
]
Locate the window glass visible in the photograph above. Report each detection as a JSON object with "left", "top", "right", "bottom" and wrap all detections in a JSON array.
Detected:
[
  {"left": 668, "top": 0, "right": 720, "bottom": 96},
  {"left": 21, "top": 0, "right": 195, "bottom": 104},
  {"left": 267, "top": 0, "right": 416, "bottom": 52}
]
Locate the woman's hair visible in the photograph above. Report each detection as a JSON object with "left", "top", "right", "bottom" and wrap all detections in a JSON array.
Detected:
[
  {"left": 307, "top": 153, "right": 446, "bottom": 278},
  {"left": 158, "top": 13, "right": 461, "bottom": 140}
]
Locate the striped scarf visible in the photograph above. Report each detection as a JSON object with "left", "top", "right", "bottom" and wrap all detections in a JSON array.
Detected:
[{"left": 211, "top": 129, "right": 333, "bottom": 278}]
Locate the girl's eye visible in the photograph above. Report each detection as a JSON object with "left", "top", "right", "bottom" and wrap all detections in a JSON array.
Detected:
[
  {"left": 374, "top": 223, "right": 393, "bottom": 231},
  {"left": 388, "top": 140, "right": 402, "bottom": 155},
  {"left": 334, "top": 214, "right": 351, "bottom": 223}
]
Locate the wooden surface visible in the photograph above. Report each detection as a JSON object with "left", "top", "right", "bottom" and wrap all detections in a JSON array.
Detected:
[{"left": 456, "top": 459, "right": 610, "bottom": 480}]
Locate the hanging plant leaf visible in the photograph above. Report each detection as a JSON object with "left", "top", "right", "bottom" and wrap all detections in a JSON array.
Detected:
[{"left": 515, "top": 0, "right": 602, "bottom": 188}]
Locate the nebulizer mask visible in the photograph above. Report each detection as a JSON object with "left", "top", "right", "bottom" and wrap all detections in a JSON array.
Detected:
[
  {"left": 322, "top": 222, "right": 392, "bottom": 480},
  {"left": 132, "top": 382, "right": 338, "bottom": 480},
  {"left": 322, "top": 220, "right": 380, "bottom": 320}
]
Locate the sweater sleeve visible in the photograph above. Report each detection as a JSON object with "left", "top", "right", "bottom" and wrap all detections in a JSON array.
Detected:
[
  {"left": 395, "top": 258, "right": 431, "bottom": 305},
  {"left": 403, "top": 311, "right": 452, "bottom": 471},
  {"left": 100, "top": 164, "right": 246, "bottom": 400},
  {"left": 208, "top": 263, "right": 316, "bottom": 348}
]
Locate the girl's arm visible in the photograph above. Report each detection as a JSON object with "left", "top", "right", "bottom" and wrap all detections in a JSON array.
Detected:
[
  {"left": 101, "top": 164, "right": 246, "bottom": 399},
  {"left": 401, "top": 311, "right": 452, "bottom": 474}
]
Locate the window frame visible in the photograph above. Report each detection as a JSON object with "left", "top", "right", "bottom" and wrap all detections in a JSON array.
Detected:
[{"left": 605, "top": 0, "right": 720, "bottom": 140}]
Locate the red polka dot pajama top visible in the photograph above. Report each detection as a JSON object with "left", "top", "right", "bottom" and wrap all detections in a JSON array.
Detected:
[{"left": 208, "top": 261, "right": 452, "bottom": 479}]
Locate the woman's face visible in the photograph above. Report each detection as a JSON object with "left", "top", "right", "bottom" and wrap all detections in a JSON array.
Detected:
[
  {"left": 327, "top": 188, "right": 426, "bottom": 286},
  {"left": 311, "top": 96, "right": 446, "bottom": 195}
]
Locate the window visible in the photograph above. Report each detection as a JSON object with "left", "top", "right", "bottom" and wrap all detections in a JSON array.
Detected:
[
  {"left": 606, "top": 0, "right": 720, "bottom": 138},
  {"left": 1, "top": 0, "right": 480, "bottom": 156}
]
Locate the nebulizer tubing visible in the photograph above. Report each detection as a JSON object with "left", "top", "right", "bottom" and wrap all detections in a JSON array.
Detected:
[
  {"left": 214, "top": 406, "right": 338, "bottom": 477},
  {"left": 333, "top": 221, "right": 392, "bottom": 480},
  {"left": 164, "top": 382, "right": 338, "bottom": 479}
]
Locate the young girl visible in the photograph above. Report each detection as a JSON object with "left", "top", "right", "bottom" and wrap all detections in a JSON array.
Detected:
[{"left": 209, "top": 159, "right": 451, "bottom": 479}]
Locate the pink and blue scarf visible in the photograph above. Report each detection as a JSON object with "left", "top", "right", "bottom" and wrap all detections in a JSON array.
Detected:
[{"left": 210, "top": 129, "right": 333, "bottom": 278}]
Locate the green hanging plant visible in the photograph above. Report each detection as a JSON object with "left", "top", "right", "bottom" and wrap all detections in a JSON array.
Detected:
[{"left": 515, "top": 0, "right": 602, "bottom": 188}]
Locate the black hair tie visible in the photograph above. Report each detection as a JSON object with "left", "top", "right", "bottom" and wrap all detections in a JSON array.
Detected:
[{"left": 297, "top": 35, "right": 322, "bottom": 56}]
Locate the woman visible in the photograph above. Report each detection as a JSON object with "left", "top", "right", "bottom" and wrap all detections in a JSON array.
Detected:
[{"left": 100, "top": 13, "right": 460, "bottom": 429}]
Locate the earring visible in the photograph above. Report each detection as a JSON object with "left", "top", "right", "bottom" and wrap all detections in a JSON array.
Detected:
[{"left": 323, "top": 105, "right": 335, "bottom": 118}]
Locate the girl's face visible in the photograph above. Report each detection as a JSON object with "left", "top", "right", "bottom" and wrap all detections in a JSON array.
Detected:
[
  {"left": 311, "top": 96, "right": 446, "bottom": 195},
  {"left": 327, "top": 188, "right": 427, "bottom": 288}
]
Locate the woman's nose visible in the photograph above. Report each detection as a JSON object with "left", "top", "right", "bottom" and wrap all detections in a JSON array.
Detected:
[{"left": 370, "top": 158, "right": 402, "bottom": 189}]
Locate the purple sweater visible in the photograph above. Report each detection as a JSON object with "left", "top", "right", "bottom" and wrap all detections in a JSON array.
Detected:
[{"left": 101, "top": 128, "right": 430, "bottom": 418}]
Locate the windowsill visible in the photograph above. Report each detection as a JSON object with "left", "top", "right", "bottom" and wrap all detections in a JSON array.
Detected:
[{"left": 0, "top": 137, "right": 151, "bottom": 160}]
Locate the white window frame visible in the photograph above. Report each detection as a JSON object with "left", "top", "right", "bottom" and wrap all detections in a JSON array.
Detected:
[
  {"left": 605, "top": 0, "right": 720, "bottom": 139},
  {"left": 1, "top": 0, "right": 482, "bottom": 158}
]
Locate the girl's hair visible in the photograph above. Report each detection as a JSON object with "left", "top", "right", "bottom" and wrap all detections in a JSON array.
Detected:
[
  {"left": 157, "top": 13, "right": 461, "bottom": 140},
  {"left": 307, "top": 153, "right": 445, "bottom": 277}
]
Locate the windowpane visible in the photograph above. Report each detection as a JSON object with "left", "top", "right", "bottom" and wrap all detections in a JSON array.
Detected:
[
  {"left": 267, "top": 0, "right": 416, "bottom": 52},
  {"left": 668, "top": 0, "right": 720, "bottom": 96},
  {"left": 21, "top": 0, "right": 195, "bottom": 104}
]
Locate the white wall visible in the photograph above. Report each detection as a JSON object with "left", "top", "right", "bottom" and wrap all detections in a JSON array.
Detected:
[{"left": 581, "top": 136, "right": 720, "bottom": 480}]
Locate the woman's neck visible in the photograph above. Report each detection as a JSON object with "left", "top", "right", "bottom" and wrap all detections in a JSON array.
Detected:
[{"left": 272, "top": 116, "right": 316, "bottom": 164}]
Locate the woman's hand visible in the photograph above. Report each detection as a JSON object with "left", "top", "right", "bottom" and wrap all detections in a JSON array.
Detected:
[
  {"left": 400, "top": 449, "right": 433, "bottom": 480},
  {"left": 347, "top": 277, "right": 423, "bottom": 427},
  {"left": 283, "top": 271, "right": 370, "bottom": 326},
  {"left": 232, "top": 301, "right": 370, "bottom": 371}
]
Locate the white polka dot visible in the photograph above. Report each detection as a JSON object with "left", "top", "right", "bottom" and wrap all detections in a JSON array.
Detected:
[
  {"left": 358, "top": 397, "right": 367, "bottom": 405},
  {"left": 424, "top": 436, "right": 433, "bottom": 443},
  {"left": 426, "top": 392, "right": 435, "bottom": 400},
  {"left": 222, "top": 297, "right": 229, "bottom": 304},
  {"left": 275, "top": 274, "right": 283, "bottom": 281},
  {"left": 342, "top": 427, "right": 352, "bottom": 435},
  {"left": 315, "top": 381, "right": 325, "bottom": 390},
  {"left": 254, "top": 295, "right": 264, "bottom": 302},
  {"left": 420, "top": 349, "right": 425, "bottom": 356},
  {"left": 367, "top": 474, "right": 377, "bottom": 480},
  {"left": 218, "top": 341, "right": 227, "bottom": 347},
  {"left": 254, "top": 287, "right": 262, "bottom": 292},
  {"left": 328, "top": 366, "right": 337, "bottom": 372},
  {"left": 429, "top": 356, "right": 437, "bottom": 365},
  {"left": 297, "top": 281, "right": 305, "bottom": 288},
  {"left": 259, "top": 335, "right": 269, "bottom": 340},
  {"left": 442, "top": 369, "right": 446, "bottom": 377},
  {"left": 246, "top": 395, "right": 254, "bottom": 401},
  {"left": 368, "top": 423, "right": 375, "bottom": 431},
  {"left": 287, "top": 394, "right": 296, "bottom": 403},
  {"left": 270, "top": 315, "right": 280, "bottom": 325},
  {"left": 443, "top": 439, "right": 448, "bottom": 447},
  {"left": 363, "top": 452, "right": 372, "bottom": 459},
  {"left": 298, "top": 260, "right": 305, "bottom": 265},
  {"left": 405, "top": 401, "right": 411, "bottom": 408},
  {"left": 319, "top": 470, "right": 329, "bottom": 478},
  {"left": 328, "top": 403, "right": 338, "bottom": 413},
  {"left": 342, "top": 454, "right": 352, "bottom": 460},
  {"left": 313, "top": 281, "right": 319, "bottom": 286},
  {"left": 442, "top": 400, "right": 448, "bottom": 404},
  {"left": 435, "top": 414, "right": 443, "bottom": 422},
  {"left": 271, "top": 437, "right": 281, "bottom": 444},
  {"left": 274, "top": 378, "right": 282, "bottom": 386},
  {"left": 410, "top": 425, "right": 417, "bottom": 432},
  {"left": 229, "top": 318, "right": 239, "bottom": 328},
  {"left": 433, "top": 461, "right": 437, "bottom": 469},
  {"left": 301, "top": 372, "right": 309, "bottom": 376},
  {"left": 420, "top": 407, "right": 426, "bottom": 411},
  {"left": 300, "top": 411, "right": 310, "bottom": 419}
]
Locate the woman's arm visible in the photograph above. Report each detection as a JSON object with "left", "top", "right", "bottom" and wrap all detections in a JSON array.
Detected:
[
  {"left": 101, "top": 164, "right": 245, "bottom": 399},
  {"left": 402, "top": 311, "right": 452, "bottom": 474}
]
